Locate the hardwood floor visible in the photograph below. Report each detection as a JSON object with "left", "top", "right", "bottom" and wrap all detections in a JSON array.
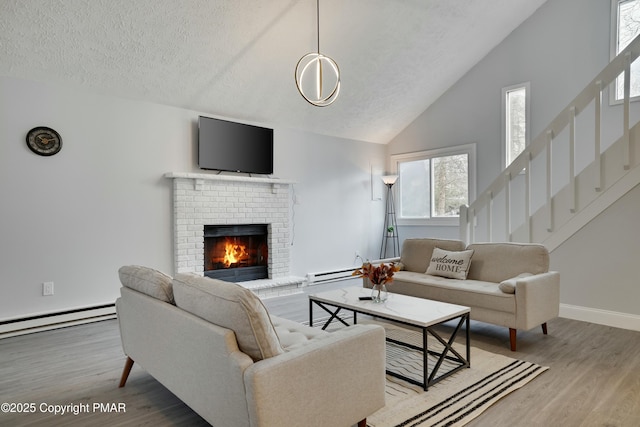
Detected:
[{"left": 1, "top": 279, "right": 639, "bottom": 426}]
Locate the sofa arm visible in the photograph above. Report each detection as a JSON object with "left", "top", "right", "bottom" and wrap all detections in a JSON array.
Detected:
[
  {"left": 514, "top": 271, "right": 560, "bottom": 330},
  {"left": 243, "top": 324, "right": 386, "bottom": 427}
]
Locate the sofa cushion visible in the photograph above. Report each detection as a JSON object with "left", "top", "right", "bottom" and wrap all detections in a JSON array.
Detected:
[
  {"left": 466, "top": 242, "right": 549, "bottom": 283},
  {"left": 498, "top": 273, "right": 534, "bottom": 294},
  {"left": 271, "top": 316, "right": 332, "bottom": 351},
  {"left": 426, "top": 248, "right": 474, "bottom": 279},
  {"left": 400, "top": 238, "right": 466, "bottom": 273},
  {"left": 391, "top": 271, "right": 516, "bottom": 314},
  {"left": 173, "top": 273, "right": 283, "bottom": 361},
  {"left": 118, "top": 265, "right": 174, "bottom": 304}
]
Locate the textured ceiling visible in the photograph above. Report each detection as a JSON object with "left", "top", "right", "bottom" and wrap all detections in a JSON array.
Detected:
[{"left": 0, "top": 0, "right": 546, "bottom": 144}]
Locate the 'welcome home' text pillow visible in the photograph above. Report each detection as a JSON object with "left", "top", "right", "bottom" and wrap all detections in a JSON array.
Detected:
[{"left": 426, "top": 248, "right": 474, "bottom": 280}]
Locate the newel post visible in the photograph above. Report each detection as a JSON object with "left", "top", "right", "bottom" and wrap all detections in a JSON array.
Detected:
[{"left": 459, "top": 204, "right": 469, "bottom": 244}]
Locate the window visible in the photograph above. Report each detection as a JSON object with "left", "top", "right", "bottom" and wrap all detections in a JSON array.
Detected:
[
  {"left": 502, "top": 83, "right": 529, "bottom": 168},
  {"left": 611, "top": 0, "right": 640, "bottom": 101},
  {"left": 390, "top": 144, "right": 476, "bottom": 226}
]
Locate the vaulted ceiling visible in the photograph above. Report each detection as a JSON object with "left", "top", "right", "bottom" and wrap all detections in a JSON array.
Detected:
[{"left": 0, "top": 0, "right": 546, "bottom": 144}]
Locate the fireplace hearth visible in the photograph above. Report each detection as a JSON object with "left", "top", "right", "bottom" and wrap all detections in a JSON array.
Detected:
[{"left": 204, "top": 224, "right": 268, "bottom": 282}]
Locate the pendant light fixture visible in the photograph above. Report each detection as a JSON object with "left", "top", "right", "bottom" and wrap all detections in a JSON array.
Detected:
[{"left": 295, "top": 0, "right": 340, "bottom": 107}]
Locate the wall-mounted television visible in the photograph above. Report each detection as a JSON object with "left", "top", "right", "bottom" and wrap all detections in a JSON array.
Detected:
[{"left": 198, "top": 116, "right": 274, "bottom": 175}]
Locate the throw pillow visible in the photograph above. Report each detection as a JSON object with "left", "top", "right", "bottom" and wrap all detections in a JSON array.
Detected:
[
  {"left": 426, "top": 248, "right": 474, "bottom": 280},
  {"left": 498, "top": 273, "right": 533, "bottom": 294},
  {"left": 118, "top": 265, "right": 174, "bottom": 304}
]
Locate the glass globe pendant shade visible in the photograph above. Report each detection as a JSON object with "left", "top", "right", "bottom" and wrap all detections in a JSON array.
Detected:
[{"left": 295, "top": 52, "right": 341, "bottom": 107}]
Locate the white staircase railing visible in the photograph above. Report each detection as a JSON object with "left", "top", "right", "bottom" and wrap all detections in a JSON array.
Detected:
[{"left": 460, "top": 34, "right": 640, "bottom": 248}]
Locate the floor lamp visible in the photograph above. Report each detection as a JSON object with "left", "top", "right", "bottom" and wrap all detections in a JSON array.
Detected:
[{"left": 380, "top": 175, "right": 400, "bottom": 259}]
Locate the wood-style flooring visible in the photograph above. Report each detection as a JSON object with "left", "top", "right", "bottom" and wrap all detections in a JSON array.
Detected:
[{"left": 1, "top": 279, "right": 639, "bottom": 426}]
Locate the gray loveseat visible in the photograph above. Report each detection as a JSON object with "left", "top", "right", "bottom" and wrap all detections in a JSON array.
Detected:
[
  {"left": 116, "top": 266, "right": 386, "bottom": 427},
  {"left": 365, "top": 238, "right": 560, "bottom": 351}
]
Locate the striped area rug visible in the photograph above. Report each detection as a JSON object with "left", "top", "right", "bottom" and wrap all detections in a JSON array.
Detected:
[{"left": 367, "top": 323, "right": 548, "bottom": 427}]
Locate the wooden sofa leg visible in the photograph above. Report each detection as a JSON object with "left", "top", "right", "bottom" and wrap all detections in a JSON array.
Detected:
[
  {"left": 509, "top": 328, "right": 517, "bottom": 351},
  {"left": 119, "top": 356, "right": 135, "bottom": 388},
  {"left": 357, "top": 419, "right": 367, "bottom": 427},
  {"left": 541, "top": 323, "right": 548, "bottom": 335}
]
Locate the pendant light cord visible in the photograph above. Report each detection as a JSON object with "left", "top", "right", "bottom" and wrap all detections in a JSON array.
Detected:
[{"left": 316, "top": 0, "right": 320, "bottom": 54}]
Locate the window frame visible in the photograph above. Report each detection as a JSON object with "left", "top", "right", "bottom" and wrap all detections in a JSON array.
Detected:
[
  {"left": 389, "top": 143, "right": 476, "bottom": 227},
  {"left": 501, "top": 82, "right": 530, "bottom": 168},
  {"left": 610, "top": 0, "right": 640, "bottom": 105}
]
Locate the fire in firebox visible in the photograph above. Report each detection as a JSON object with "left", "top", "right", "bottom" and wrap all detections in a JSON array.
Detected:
[
  {"left": 223, "top": 241, "right": 249, "bottom": 267},
  {"left": 203, "top": 224, "right": 269, "bottom": 281}
]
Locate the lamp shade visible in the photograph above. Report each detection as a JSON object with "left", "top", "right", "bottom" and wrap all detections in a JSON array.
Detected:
[{"left": 381, "top": 175, "right": 398, "bottom": 185}]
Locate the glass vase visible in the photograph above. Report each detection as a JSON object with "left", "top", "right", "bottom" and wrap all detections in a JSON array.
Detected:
[{"left": 371, "top": 284, "right": 388, "bottom": 303}]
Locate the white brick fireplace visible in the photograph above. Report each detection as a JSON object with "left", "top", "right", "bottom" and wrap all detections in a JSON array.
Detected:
[{"left": 165, "top": 172, "right": 304, "bottom": 297}]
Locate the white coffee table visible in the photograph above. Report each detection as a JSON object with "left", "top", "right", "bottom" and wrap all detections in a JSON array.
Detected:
[{"left": 309, "top": 286, "right": 470, "bottom": 390}]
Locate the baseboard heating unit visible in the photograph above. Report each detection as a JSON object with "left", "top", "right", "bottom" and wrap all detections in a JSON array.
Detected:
[
  {"left": 306, "top": 258, "right": 401, "bottom": 286},
  {"left": 0, "top": 304, "right": 117, "bottom": 339},
  {"left": 306, "top": 267, "right": 357, "bottom": 285}
]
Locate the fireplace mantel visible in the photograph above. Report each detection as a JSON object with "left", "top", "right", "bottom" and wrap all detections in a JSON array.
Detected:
[{"left": 165, "top": 172, "right": 295, "bottom": 186}]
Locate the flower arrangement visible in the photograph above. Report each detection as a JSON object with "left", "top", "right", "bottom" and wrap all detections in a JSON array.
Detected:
[
  {"left": 352, "top": 261, "right": 400, "bottom": 302},
  {"left": 352, "top": 261, "right": 400, "bottom": 285}
]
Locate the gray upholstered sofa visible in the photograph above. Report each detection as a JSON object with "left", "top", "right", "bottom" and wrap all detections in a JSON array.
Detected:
[
  {"left": 365, "top": 238, "right": 560, "bottom": 351},
  {"left": 116, "top": 266, "right": 386, "bottom": 427}
]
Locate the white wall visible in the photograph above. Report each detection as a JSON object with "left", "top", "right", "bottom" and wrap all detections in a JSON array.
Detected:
[
  {"left": 0, "top": 76, "right": 385, "bottom": 320},
  {"left": 386, "top": 0, "right": 640, "bottom": 320},
  {"left": 551, "top": 184, "right": 640, "bottom": 316},
  {"left": 278, "top": 129, "right": 386, "bottom": 275}
]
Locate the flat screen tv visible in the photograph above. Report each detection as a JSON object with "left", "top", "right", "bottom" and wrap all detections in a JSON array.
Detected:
[{"left": 198, "top": 116, "right": 274, "bottom": 174}]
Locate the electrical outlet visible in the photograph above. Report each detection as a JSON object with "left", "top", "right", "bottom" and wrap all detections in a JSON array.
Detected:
[{"left": 43, "top": 282, "right": 54, "bottom": 296}]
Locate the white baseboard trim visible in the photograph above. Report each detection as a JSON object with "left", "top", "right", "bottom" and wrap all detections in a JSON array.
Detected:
[
  {"left": 560, "top": 303, "right": 640, "bottom": 331},
  {"left": 0, "top": 305, "right": 117, "bottom": 339}
]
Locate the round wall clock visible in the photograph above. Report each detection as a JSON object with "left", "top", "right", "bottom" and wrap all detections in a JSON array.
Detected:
[{"left": 26, "top": 126, "right": 62, "bottom": 156}]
